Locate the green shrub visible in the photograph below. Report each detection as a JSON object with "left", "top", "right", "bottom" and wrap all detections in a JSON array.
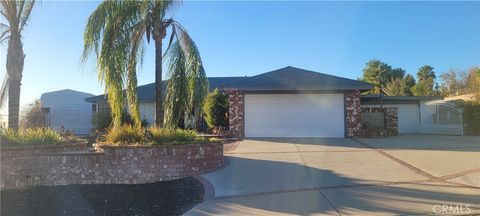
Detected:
[
  {"left": 202, "top": 89, "right": 229, "bottom": 131},
  {"left": 105, "top": 125, "right": 144, "bottom": 145},
  {"left": 0, "top": 128, "right": 73, "bottom": 145},
  {"left": 149, "top": 127, "right": 197, "bottom": 144},
  {"left": 102, "top": 125, "right": 222, "bottom": 145},
  {"left": 94, "top": 110, "right": 149, "bottom": 131},
  {"left": 92, "top": 111, "right": 112, "bottom": 131},
  {"left": 463, "top": 98, "right": 480, "bottom": 135},
  {"left": 20, "top": 99, "right": 46, "bottom": 129}
]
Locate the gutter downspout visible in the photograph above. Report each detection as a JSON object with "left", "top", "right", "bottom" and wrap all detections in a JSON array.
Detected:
[{"left": 380, "top": 94, "right": 384, "bottom": 109}]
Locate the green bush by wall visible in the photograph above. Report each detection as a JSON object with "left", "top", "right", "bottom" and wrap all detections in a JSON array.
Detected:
[
  {"left": 463, "top": 98, "right": 480, "bottom": 135},
  {"left": 202, "top": 89, "right": 229, "bottom": 131}
]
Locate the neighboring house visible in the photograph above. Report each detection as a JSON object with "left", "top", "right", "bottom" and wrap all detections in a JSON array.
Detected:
[
  {"left": 361, "top": 95, "right": 465, "bottom": 135},
  {"left": 41, "top": 89, "right": 94, "bottom": 135}
]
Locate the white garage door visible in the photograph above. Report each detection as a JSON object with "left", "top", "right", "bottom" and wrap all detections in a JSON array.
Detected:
[
  {"left": 244, "top": 94, "right": 345, "bottom": 137},
  {"left": 386, "top": 104, "right": 419, "bottom": 133}
]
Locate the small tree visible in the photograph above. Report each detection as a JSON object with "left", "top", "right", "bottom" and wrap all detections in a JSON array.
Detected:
[
  {"left": 202, "top": 89, "right": 228, "bottom": 131},
  {"left": 20, "top": 99, "right": 45, "bottom": 129},
  {"left": 361, "top": 59, "right": 393, "bottom": 94}
]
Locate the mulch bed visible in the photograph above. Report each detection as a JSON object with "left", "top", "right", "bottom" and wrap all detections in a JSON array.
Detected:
[{"left": 1, "top": 177, "right": 204, "bottom": 216}]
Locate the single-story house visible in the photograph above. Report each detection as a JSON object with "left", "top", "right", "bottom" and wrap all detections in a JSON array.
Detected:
[
  {"left": 361, "top": 95, "right": 464, "bottom": 135},
  {"left": 86, "top": 66, "right": 373, "bottom": 138},
  {"left": 41, "top": 89, "right": 94, "bottom": 135}
]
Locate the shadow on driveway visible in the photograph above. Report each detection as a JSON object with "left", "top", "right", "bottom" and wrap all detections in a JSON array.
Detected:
[
  {"left": 245, "top": 134, "right": 480, "bottom": 152},
  {"left": 191, "top": 155, "right": 479, "bottom": 215}
]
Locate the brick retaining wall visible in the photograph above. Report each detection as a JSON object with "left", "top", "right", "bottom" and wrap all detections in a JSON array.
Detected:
[{"left": 1, "top": 143, "right": 224, "bottom": 190}]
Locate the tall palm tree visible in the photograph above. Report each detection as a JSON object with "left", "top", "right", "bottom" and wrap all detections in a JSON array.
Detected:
[
  {"left": 82, "top": 0, "right": 208, "bottom": 129},
  {"left": 0, "top": 0, "right": 35, "bottom": 130}
]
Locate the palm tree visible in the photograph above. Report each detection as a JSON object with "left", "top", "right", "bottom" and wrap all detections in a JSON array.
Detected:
[
  {"left": 82, "top": 0, "right": 208, "bottom": 129},
  {"left": 0, "top": 0, "right": 36, "bottom": 130}
]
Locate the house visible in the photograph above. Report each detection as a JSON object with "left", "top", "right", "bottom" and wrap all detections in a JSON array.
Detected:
[
  {"left": 86, "top": 66, "right": 373, "bottom": 138},
  {"left": 41, "top": 89, "right": 94, "bottom": 135},
  {"left": 219, "top": 66, "right": 373, "bottom": 137},
  {"left": 361, "top": 95, "right": 464, "bottom": 135}
]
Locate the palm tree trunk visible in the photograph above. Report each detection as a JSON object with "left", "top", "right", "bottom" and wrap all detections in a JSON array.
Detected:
[
  {"left": 154, "top": 37, "right": 164, "bottom": 127},
  {"left": 6, "top": 34, "right": 24, "bottom": 130},
  {"left": 8, "top": 80, "right": 21, "bottom": 130}
]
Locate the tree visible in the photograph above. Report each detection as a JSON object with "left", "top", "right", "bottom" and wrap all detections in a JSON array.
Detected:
[
  {"left": 0, "top": 0, "right": 36, "bottom": 130},
  {"left": 417, "top": 65, "right": 436, "bottom": 81},
  {"left": 20, "top": 99, "right": 45, "bottom": 129},
  {"left": 361, "top": 60, "right": 393, "bottom": 94},
  {"left": 383, "top": 78, "right": 407, "bottom": 96},
  {"left": 404, "top": 74, "right": 416, "bottom": 96},
  {"left": 411, "top": 65, "right": 436, "bottom": 96},
  {"left": 465, "top": 67, "right": 480, "bottom": 94},
  {"left": 462, "top": 98, "right": 480, "bottom": 135},
  {"left": 438, "top": 67, "right": 480, "bottom": 97},
  {"left": 202, "top": 89, "right": 228, "bottom": 131},
  {"left": 83, "top": 1, "right": 208, "bottom": 129},
  {"left": 439, "top": 70, "right": 463, "bottom": 97},
  {"left": 411, "top": 78, "right": 436, "bottom": 96},
  {"left": 391, "top": 68, "right": 405, "bottom": 80}
]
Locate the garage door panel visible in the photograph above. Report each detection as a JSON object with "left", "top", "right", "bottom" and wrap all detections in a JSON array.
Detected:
[
  {"left": 249, "top": 118, "right": 344, "bottom": 128},
  {"left": 245, "top": 94, "right": 345, "bottom": 137}
]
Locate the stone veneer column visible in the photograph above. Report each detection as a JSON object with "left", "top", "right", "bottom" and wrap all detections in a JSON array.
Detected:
[
  {"left": 227, "top": 89, "right": 244, "bottom": 137},
  {"left": 344, "top": 90, "right": 361, "bottom": 138},
  {"left": 384, "top": 107, "right": 398, "bottom": 136}
]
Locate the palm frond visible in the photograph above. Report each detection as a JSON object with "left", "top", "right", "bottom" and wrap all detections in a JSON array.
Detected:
[
  {"left": 18, "top": 0, "right": 35, "bottom": 32},
  {"left": 0, "top": 74, "right": 8, "bottom": 109},
  {"left": 83, "top": 1, "right": 146, "bottom": 128},
  {"left": 163, "top": 41, "right": 188, "bottom": 128},
  {"left": 174, "top": 23, "right": 209, "bottom": 127},
  {"left": 126, "top": 25, "right": 145, "bottom": 127},
  {"left": 82, "top": 1, "right": 110, "bottom": 63}
]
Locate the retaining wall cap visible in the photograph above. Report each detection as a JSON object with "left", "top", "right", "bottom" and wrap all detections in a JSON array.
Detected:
[
  {"left": 0, "top": 141, "right": 88, "bottom": 151},
  {"left": 93, "top": 142, "right": 220, "bottom": 149}
]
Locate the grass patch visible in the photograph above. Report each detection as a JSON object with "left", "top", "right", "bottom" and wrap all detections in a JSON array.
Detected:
[{"left": 0, "top": 128, "right": 81, "bottom": 145}]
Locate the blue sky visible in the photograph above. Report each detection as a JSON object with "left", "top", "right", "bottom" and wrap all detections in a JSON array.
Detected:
[{"left": 0, "top": 1, "right": 479, "bottom": 112}]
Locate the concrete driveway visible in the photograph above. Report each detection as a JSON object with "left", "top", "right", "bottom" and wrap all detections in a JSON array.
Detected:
[{"left": 185, "top": 135, "right": 480, "bottom": 215}]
